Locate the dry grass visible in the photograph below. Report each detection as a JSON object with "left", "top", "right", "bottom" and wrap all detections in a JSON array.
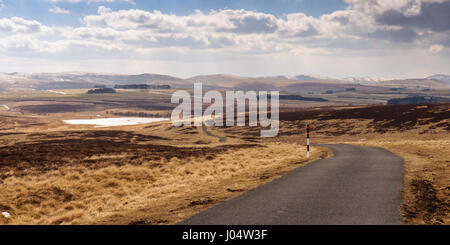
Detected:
[{"left": 0, "top": 141, "right": 329, "bottom": 225}]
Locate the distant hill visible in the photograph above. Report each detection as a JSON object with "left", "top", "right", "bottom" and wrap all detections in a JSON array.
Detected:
[
  {"left": 280, "top": 82, "right": 384, "bottom": 93},
  {"left": 378, "top": 78, "right": 450, "bottom": 89},
  {"left": 428, "top": 74, "right": 450, "bottom": 83},
  {"left": 36, "top": 81, "right": 98, "bottom": 90},
  {"left": 185, "top": 74, "right": 364, "bottom": 91},
  {"left": 387, "top": 96, "right": 450, "bottom": 105},
  {"left": 231, "top": 82, "right": 279, "bottom": 91},
  {"left": 105, "top": 73, "right": 184, "bottom": 85},
  {"left": 0, "top": 73, "right": 42, "bottom": 90},
  {"left": 186, "top": 74, "right": 254, "bottom": 87},
  {"left": 0, "top": 72, "right": 185, "bottom": 90},
  {"left": 343, "top": 77, "right": 382, "bottom": 84},
  {"left": 291, "top": 75, "right": 318, "bottom": 81},
  {"left": 256, "top": 75, "right": 288, "bottom": 80},
  {"left": 114, "top": 84, "right": 171, "bottom": 89},
  {"left": 1, "top": 72, "right": 449, "bottom": 92}
]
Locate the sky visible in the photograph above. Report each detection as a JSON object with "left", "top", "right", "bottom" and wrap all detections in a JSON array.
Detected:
[{"left": 0, "top": 0, "right": 448, "bottom": 78}]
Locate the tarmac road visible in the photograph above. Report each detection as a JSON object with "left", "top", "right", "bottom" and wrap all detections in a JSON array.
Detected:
[{"left": 180, "top": 144, "right": 404, "bottom": 225}]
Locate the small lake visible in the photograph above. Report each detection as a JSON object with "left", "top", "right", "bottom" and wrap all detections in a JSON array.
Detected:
[{"left": 62, "top": 117, "right": 169, "bottom": 127}]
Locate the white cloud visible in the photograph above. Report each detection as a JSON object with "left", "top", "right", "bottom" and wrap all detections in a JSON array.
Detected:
[
  {"left": 0, "top": 17, "right": 43, "bottom": 34},
  {"left": 97, "top": 6, "right": 112, "bottom": 15},
  {"left": 0, "top": 0, "right": 448, "bottom": 77},
  {"left": 47, "top": 0, "right": 134, "bottom": 3},
  {"left": 75, "top": 2, "right": 449, "bottom": 52},
  {"left": 429, "top": 44, "right": 445, "bottom": 53},
  {"left": 49, "top": 6, "right": 70, "bottom": 14}
]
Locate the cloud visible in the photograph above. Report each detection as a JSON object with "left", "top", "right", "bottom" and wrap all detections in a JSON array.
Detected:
[
  {"left": 0, "top": 17, "right": 43, "bottom": 34},
  {"left": 281, "top": 13, "right": 321, "bottom": 37},
  {"left": 74, "top": 2, "right": 449, "bottom": 50},
  {"left": 98, "top": 6, "right": 112, "bottom": 14},
  {"left": 214, "top": 10, "right": 279, "bottom": 34},
  {"left": 47, "top": 0, "right": 134, "bottom": 3},
  {"left": 4, "top": 1, "right": 450, "bottom": 53},
  {"left": 0, "top": 0, "right": 448, "bottom": 77},
  {"left": 367, "top": 27, "right": 420, "bottom": 43},
  {"left": 429, "top": 44, "right": 445, "bottom": 53},
  {"left": 375, "top": 0, "right": 450, "bottom": 32},
  {"left": 49, "top": 6, "right": 70, "bottom": 14}
]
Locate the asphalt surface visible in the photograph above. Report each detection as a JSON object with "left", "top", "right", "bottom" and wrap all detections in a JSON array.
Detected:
[{"left": 180, "top": 144, "right": 404, "bottom": 225}]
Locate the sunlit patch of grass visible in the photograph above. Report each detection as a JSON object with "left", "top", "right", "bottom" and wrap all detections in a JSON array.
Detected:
[{"left": 0, "top": 142, "right": 329, "bottom": 225}]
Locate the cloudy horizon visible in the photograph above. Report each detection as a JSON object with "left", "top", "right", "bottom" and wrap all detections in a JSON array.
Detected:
[{"left": 0, "top": 0, "right": 449, "bottom": 79}]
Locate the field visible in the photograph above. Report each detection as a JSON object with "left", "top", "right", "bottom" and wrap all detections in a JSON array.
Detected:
[
  {"left": 0, "top": 89, "right": 448, "bottom": 224},
  {"left": 0, "top": 92, "right": 330, "bottom": 224}
]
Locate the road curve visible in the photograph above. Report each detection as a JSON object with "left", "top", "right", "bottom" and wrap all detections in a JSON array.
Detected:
[
  {"left": 202, "top": 123, "right": 226, "bottom": 143},
  {"left": 180, "top": 144, "right": 404, "bottom": 225}
]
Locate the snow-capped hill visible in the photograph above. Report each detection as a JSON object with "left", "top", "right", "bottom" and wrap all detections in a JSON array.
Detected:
[
  {"left": 342, "top": 77, "right": 383, "bottom": 84},
  {"left": 290, "top": 75, "right": 318, "bottom": 81},
  {"left": 428, "top": 74, "right": 450, "bottom": 83}
]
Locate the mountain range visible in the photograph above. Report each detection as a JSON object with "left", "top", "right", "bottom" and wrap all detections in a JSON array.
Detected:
[{"left": 0, "top": 72, "right": 449, "bottom": 92}]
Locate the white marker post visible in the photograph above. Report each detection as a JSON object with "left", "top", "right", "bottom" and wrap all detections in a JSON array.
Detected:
[{"left": 307, "top": 124, "right": 310, "bottom": 159}]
